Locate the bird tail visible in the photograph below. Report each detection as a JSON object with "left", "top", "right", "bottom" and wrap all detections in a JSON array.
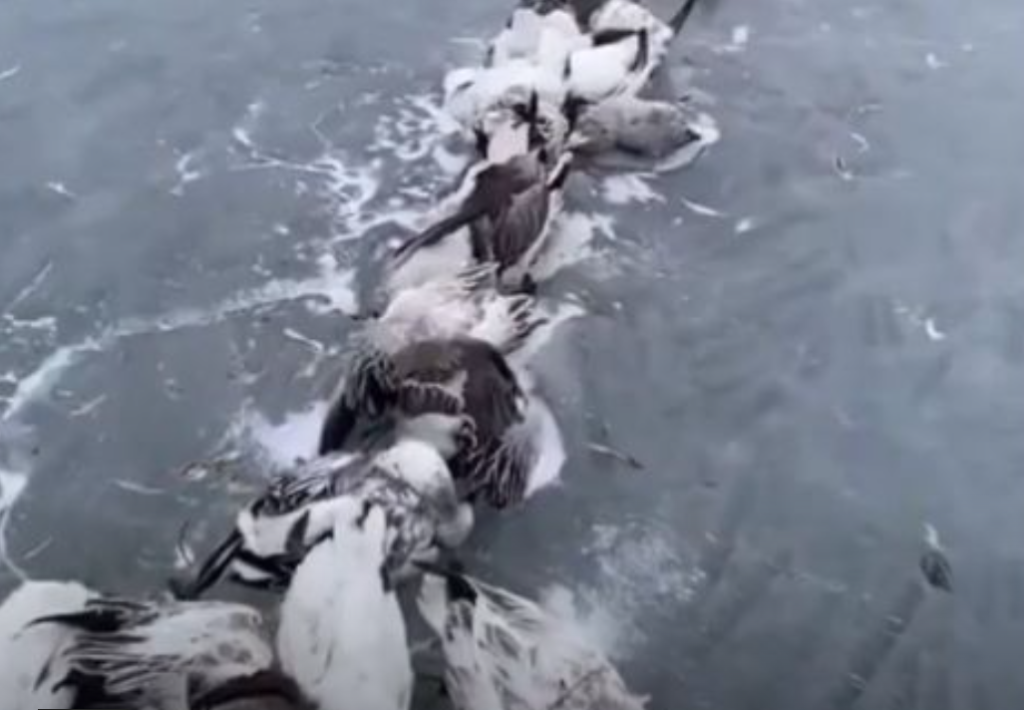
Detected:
[{"left": 668, "top": 0, "right": 701, "bottom": 35}]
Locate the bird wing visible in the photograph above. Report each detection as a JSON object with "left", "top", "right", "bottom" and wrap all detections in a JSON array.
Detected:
[
  {"left": 319, "top": 350, "right": 397, "bottom": 455},
  {"left": 490, "top": 180, "right": 552, "bottom": 271},
  {"left": 455, "top": 340, "right": 524, "bottom": 441}
]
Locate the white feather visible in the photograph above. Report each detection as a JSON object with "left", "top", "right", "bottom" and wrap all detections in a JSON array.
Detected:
[
  {"left": 489, "top": 7, "right": 589, "bottom": 71},
  {"left": 0, "top": 580, "right": 95, "bottom": 710},
  {"left": 417, "top": 572, "right": 647, "bottom": 710},
  {"left": 566, "top": 0, "right": 675, "bottom": 102},
  {"left": 278, "top": 504, "right": 412, "bottom": 710},
  {"left": 373, "top": 439, "right": 474, "bottom": 547}
]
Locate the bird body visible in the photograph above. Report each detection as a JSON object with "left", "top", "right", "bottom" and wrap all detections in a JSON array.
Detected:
[
  {"left": 0, "top": 580, "right": 96, "bottom": 710},
  {"left": 26, "top": 593, "right": 275, "bottom": 710},
  {"left": 388, "top": 151, "right": 572, "bottom": 296},
  {"left": 173, "top": 441, "right": 471, "bottom": 599},
  {"left": 488, "top": 6, "right": 589, "bottom": 72},
  {"left": 277, "top": 503, "right": 412, "bottom": 710},
  {"left": 565, "top": 0, "right": 699, "bottom": 103}
]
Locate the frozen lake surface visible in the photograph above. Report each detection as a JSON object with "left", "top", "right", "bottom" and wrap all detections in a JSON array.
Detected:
[{"left": 3, "top": 0, "right": 1024, "bottom": 707}]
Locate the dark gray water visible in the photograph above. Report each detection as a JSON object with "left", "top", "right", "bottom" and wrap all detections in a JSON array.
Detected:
[{"left": 3, "top": 0, "right": 1024, "bottom": 708}]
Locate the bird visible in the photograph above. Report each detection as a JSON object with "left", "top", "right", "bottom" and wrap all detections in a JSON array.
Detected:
[
  {"left": 0, "top": 580, "right": 97, "bottom": 710},
  {"left": 415, "top": 561, "right": 648, "bottom": 710},
  {"left": 387, "top": 147, "right": 573, "bottom": 296},
  {"left": 564, "top": 0, "right": 701, "bottom": 104},
  {"left": 485, "top": 1, "right": 589, "bottom": 72},
  {"left": 444, "top": 63, "right": 567, "bottom": 148},
  {"left": 277, "top": 501, "right": 413, "bottom": 710},
  {"left": 568, "top": 94, "right": 708, "bottom": 163},
  {"left": 20, "top": 587, "right": 290, "bottom": 710},
  {"left": 324, "top": 264, "right": 544, "bottom": 454},
  {"left": 320, "top": 312, "right": 560, "bottom": 512},
  {"left": 170, "top": 440, "right": 472, "bottom": 600}
]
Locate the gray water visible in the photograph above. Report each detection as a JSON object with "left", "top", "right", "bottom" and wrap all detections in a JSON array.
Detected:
[{"left": 3, "top": 0, "right": 1024, "bottom": 708}]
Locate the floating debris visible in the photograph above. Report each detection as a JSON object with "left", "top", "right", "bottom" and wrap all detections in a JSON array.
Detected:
[
  {"left": 111, "top": 479, "right": 164, "bottom": 496},
  {"left": 177, "top": 455, "right": 239, "bottom": 482},
  {"left": 45, "top": 181, "right": 77, "bottom": 199},
  {"left": 174, "top": 519, "right": 196, "bottom": 570},
  {"left": 681, "top": 197, "right": 725, "bottom": 218},
  {"left": 586, "top": 443, "right": 644, "bottom": 471},
  {"left": 834, "top": 155, "right": 854, "bottom": 181},
  {"left": 920, "top": 523, "right": 952, "bottom": 592}
]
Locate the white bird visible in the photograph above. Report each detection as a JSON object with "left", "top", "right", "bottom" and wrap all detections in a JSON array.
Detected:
[
  {"left": 486, "top": 2, "right": 589, "bottom": 72},
  {"left": 171, "top": 441, "right": 472, "bottom": 600},
  {"left": 416, "top": 563, "right": 648, "bottom": 710},
  {"left": 277, "top": 501, "right": 413, "bottom": 710},
  {"left": 0, "top": 580, "right": 96, "bottom": 710},
  {"left": 565, "top": 0, "right": 700, "bottom": 104},
  {"left": 387, "top": 149, "right": 573, "bottom": 296},
  {"left": 21, "top": 588, "right": 293, "bottom": 710}
]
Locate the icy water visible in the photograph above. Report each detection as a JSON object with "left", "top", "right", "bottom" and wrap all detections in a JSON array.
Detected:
[{"left": 3, "top": 0, "right": 1024, "bottom": 708}]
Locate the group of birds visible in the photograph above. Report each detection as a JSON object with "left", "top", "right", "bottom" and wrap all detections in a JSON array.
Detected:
[{"left": 1, "top": 1, "right": 714, "bottom": 708}]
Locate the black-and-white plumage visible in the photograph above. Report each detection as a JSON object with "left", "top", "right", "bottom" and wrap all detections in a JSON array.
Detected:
[
  {"left": 416, "top": 563, "right": 648, "bottom": 710},
  {"left": 27, "top": 593, "right": 278, "bottom": 710},
  {"left": 321, "top": 266, "right": 544, "bottom": 457},
  {"left": 278, "top": 502, "right": 413, "bottom": 710},
  {"left": 171, "top": 442, "right": 471, "bottom": 600},
  {"left": 1, "top": 580, "right": 97, "bottom": 710},
  {"left": 388, "top": 149, "right": 572, "bottom": 295}
]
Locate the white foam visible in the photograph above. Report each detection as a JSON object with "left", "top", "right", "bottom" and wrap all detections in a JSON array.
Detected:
[
  {"left": 1, "top": 264, "right": 355, "bottom": 424},
  {"left": 0, "top": 468, "right": 29, "bottom": 581},
  {"left": 531, "top": 211, "right": 614, "bottom": 280},
  {"left": 925, "top": 52, "right": 947, "bottom": 70},
  {"left": 1, "top": 341, "right": 101, "bottom": 424},
  {"left": 730, "top": 25, "right": 750, "bottom": 48},
  {"left": 539, "top": 584, "right": 623, "bottom": 660},
  {"left": 239, "top": 401, "right": 330, "bottom": 471},
  {"left": 0, "top": 64, "right": 19, "bottom": 83},
  {"left": 44, "top": 182, "right": 76, "bottom": 199},
  {"left": 601, "top": 174, "right": 664, "bottom": 206},
  {"left": 170, "top": 151, "right": 204, "bottom": 195},
  {"left": 734, "top": 217, "right": 755, "bottom": 234},
  {"left": 578, "top": 525, "right": 705, "bottom": 654},
  {"left": 924, "top": 317, "right": 946, "bottom": 341}
]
